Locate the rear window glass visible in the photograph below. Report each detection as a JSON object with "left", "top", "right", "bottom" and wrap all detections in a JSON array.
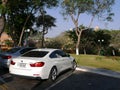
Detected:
[{"left": 22, "top": 51, "right": 49, "bottom": 58}]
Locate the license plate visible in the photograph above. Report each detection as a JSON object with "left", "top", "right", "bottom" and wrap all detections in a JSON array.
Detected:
[{"left": 18, "top": 63, "right": 26, "bottom": 68}]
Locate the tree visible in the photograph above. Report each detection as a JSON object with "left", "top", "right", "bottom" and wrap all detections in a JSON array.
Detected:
[
  {"left": 17, "top": 0, "right": 59, "bottom": 46},
  {"left": 0, "top": 0, "right": 59, "bottom": 46},
  {"left": 45, "top": 32, "right": 74, "bottom": 52},
  {"left": 61, "top": 0, "right": 115, "bottom": 55},
  {"left": 67, "top": 25, "right": 96, "bottom": 54},
  {"left": 5, "top": 0, "right": 36, "bottom": 46},
  {"left": 0, "top": 0, "right": 7, "bottom": 37},
  {"left": 45, "top": 38, "right": 62, "bottom": 49},
  {"left": 80, "top": 28, "right": 95, "bottom": 54},
  {"left": 36, "top": 11, "right": 56, "bottom": 47}
]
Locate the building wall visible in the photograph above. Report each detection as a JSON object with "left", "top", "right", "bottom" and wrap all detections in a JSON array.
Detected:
[{"left": 0, "top": 32, "right": 13, "bottom": 51}]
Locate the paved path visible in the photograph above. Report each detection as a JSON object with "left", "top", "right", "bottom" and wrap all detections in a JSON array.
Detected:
[
  {"left": 76, "top": 66, "right": 120, "bottom": 79},
  {"left": 1, "top": 66, "right": 120, "bottom": 90}
]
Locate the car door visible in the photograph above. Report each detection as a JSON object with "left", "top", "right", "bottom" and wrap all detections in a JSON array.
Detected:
[
  {"left": 49, "top": 51, "right": 65, "bottom": 73},
  {"left": 57, "top": 50, "right": 72, "bottom": 70}
]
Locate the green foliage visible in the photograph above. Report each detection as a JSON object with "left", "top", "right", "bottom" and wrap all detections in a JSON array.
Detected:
[
  {"left": 36, "top": 14, "right": 56, "bottom": 31},
  {"left": 4, "top": 40, "right": 13, "bottom": 46},
  {"left": 34, "top": 0, "right": 59, "bottom": 8},
  {"left": 104, "top": 46, "right": 120, "bottom": 56},
  {"left": 62, "top": 0, "right": 94, "bottom": 15},
  {"left": 66, "top": 26, "right": 112, "bottom": 55},
  {"left": 66, "top": 30, "right": 77, "bottom": 43},
  {"left": 45, "top": 39, "right": 62, "bottom": 49},
  {"left": 61, "top": 0, "right": 115, "bottom": 20},
  {"left": 61, "top": 0, "right": 115, "bottom": 55},
  {"left": 2, "top": 0, "right": 59, "bottom": 46},
  {"left": 45, "top": 32, "right": 75, "bottom": 51}
]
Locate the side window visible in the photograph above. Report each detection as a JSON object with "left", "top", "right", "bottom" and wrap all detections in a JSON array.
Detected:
[
  {"left": 49, "top": 51, "right": 58, "bottom": 58},
  {"left": 49, "top": 50, "right": 68, "bottom": 58},
  {"left": 57, "top": 50, "right": 67, "bottom": 57}
]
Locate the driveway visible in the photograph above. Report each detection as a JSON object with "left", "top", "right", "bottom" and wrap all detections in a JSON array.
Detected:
[
  {"left": 48, "top": 71, "right": 120, "bottom": 90},
  {"left": 1, "top": 66, "right": 120, "bottom": 90}
]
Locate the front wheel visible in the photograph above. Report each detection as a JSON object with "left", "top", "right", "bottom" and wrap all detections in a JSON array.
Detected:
[
  {"left": 49, "top": 67, "right": 57, "bottom": 81},
  {"left": 72, "top": 60, "right": 77, "bottom": 70}
]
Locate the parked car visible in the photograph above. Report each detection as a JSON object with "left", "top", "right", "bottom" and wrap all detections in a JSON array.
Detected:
[
  {"left": 9, "top": 48, "right": 77, "bottom": 81},
  {"left": 0, "top": 47, "right": 36, "bottom": 68}
]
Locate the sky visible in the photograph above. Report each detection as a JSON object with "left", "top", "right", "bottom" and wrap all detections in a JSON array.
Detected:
[{"left": 46, "top": 0, "right": 120, "bottom": 38}]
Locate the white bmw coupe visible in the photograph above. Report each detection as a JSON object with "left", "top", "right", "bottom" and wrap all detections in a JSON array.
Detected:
[{"left": 9, "top": 48, "right": 77, "bottom": 81}]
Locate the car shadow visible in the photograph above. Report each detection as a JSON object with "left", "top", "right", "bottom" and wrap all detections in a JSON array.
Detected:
[
  {"left": 0, "top": 68, "right": 9, "bottom": 76},
  {"left": 0, "top": 68, "right": 14, "bottom": 85},
  {"left": 0, "top": 68, "right": 74, "bottom": 90},
  {"left": 32, "top": 69, "right": 74, "bottom": 90}
]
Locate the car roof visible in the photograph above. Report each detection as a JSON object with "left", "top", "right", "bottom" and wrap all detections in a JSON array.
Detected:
[
  {"left": 31, "top": 48, "right": 59, "bottom": 52},
  {"left": 12, "top": 47, "right": 36, "bottom": 49},
  {"left": 4, "top": 47, "right": 36, "bottom": 54}
]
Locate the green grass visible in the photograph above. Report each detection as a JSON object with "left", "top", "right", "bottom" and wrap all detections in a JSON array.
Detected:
[{"left": 71, "top": 54, "right": 120, "bottom": 72}]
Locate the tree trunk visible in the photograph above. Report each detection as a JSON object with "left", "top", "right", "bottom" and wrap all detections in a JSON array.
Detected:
[
  {"left": 0, "top": 0, "right": 7, "bottom": 51},
  {"left": 18, "top": 15, "right": 30, "bottom": 46},
  {"left": 0, "top": 0, "right": 7, "bottom": 36},
  {"left": 18, "top": 7, "right": 34, "bottom": 46},
  {"left": 83, "top": 48, "right": 86, "bottom": 54},
  {"left": 75, "top": 31, "right": 82, "bottom": 55},
  {"left": 76, "top": 35, "right": 80, "bottom": 55},
  {"left": 41, "top": 27, "right": 45, "bottom": 48},
  {"left": 0, "top": 16, "right": 5, "bottom": 36},
  {"left": 76, "top": 48, "right": 79, "bottom": 55}
]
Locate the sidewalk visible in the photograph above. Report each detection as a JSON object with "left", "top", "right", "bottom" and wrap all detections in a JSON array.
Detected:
[{"left": 76, "top": 66, "right": 120, "bottom": 79}]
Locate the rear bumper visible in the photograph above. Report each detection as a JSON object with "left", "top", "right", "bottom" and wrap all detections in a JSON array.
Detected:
[
  {"left": 9, "top": 66, "right": 50, "bottom": 79},
  {"left": 10, "top": 73, "right": 42, "bottom": 80}
]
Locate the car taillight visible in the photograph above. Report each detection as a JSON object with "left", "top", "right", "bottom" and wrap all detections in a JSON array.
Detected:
[
  {"left": 11, "top": 60, "right": 15, "bottom": 65},
  {"left": 30, "top": 62, "right": 44, "bottom": 67},
  {"left": 2, "top": 55, "right": 12, "bottom": 59}
]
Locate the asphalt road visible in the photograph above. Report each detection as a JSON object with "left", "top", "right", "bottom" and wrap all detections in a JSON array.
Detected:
[
  {"left": 0, "top": 68, "right": 73, "bottom": 90},
  {"left": 1, "top": 68, "right": 120, "bottom": 90},
  {"left": 49, "top": 71, "right": 120, "bottom": 90}
]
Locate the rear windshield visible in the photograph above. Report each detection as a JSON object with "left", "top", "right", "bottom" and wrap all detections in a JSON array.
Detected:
[{"left": 22, "top": 51, "right": 49, "bottom": 58}]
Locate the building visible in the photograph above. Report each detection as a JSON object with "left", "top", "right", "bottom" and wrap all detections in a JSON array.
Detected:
[{"left": 0, "top": 32, "right": 13, "bottom": 51}]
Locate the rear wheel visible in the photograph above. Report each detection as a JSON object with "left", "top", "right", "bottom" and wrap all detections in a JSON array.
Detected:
[{"left": 49, "top": 67, "right": 57, "bottom": 81}]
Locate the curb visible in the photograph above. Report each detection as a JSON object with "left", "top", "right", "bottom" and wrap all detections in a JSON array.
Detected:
[{"left": 76, "top": 66, "right": 120, "bottom": 79}]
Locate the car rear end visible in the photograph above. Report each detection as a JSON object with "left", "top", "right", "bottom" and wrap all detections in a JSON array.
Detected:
[
  {"left": 9, "top": 57, "right": 49, "bottom": 79},
  {"left": 0, "top": 47, "right": 36, "bottom": 68},
  {"left": 0, "top": 54, "right": 12, "bottom": 68},
  {"left": 9, "top": 49, "right": 53, "bottom": 79}
]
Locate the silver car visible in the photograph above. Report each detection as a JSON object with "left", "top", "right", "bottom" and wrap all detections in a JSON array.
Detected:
[{"left": 0, "top": 47, "right": 36, "bottom": 68}]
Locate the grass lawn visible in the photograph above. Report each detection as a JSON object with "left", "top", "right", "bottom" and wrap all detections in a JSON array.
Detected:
[{"left": 71, "top": 54, "right": 120, "bottom": 72}]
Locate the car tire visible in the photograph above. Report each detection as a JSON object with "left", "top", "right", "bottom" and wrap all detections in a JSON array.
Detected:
[
  {"left": 49, "top": 67, "right": 57, "bottom": 81},
  {"left": 72, "top": 60, "right": 77, "bottom": 70}
]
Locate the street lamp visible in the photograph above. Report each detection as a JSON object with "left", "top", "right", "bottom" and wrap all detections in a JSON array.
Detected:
[
  {"left": 24, "top": 29, "right": 30, "bottom": 46},
  {"left": 98, "top": 39, "right": 104, "bottom": 55},
  {"left": 26, "top": 29, "right": 30, "bottom": 32},
  {"left": 98, "top": 39, "right": 104, "bottom": 47},
  {"left": 69, "top": 28, "right": 73, "bottom": 31}
]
